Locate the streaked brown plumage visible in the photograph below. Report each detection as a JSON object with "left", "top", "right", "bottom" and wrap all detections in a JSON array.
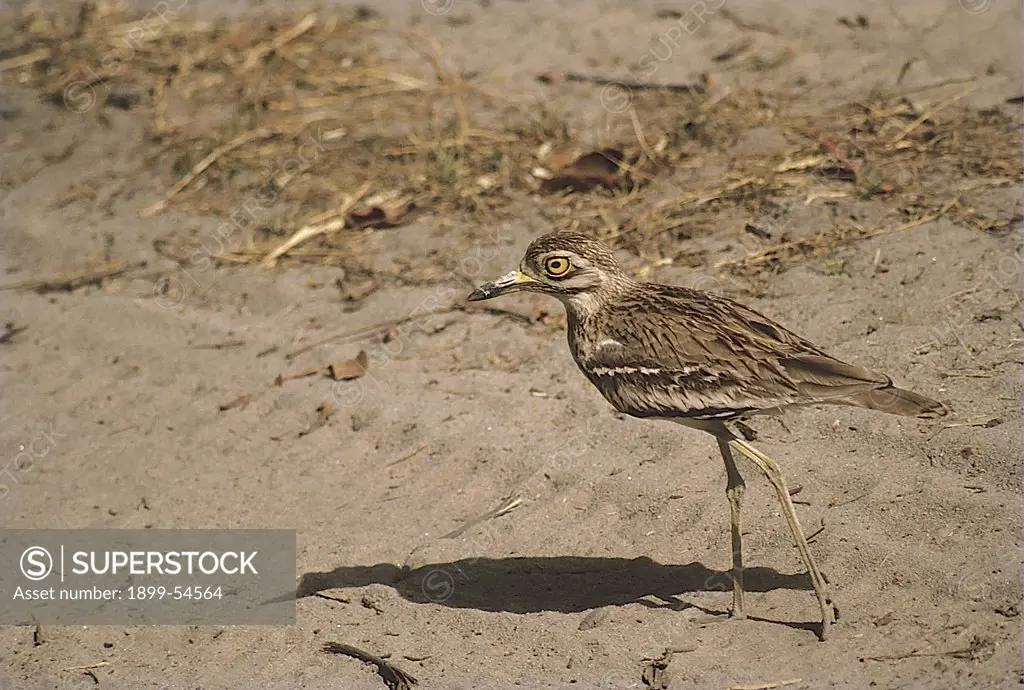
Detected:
[
  {"left": 571, "top": 278, "right": 944, "bottom": 423},
  {"left": 468, "top": 231, "right": 946, "bottom": 640}
]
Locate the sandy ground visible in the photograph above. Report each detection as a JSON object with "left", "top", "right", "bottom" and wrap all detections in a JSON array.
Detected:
[{"left": 1, "top": 0, "right": 1022, "bottom": 688}]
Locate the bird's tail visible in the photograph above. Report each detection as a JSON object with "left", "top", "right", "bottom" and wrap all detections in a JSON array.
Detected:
[{"left": 848, "top": 384, "right": 948, "bottom": 419}]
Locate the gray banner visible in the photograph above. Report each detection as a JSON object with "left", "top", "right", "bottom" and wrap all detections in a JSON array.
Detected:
[{"left": 0, "top": 530, "right": 296, "bottom": 624}]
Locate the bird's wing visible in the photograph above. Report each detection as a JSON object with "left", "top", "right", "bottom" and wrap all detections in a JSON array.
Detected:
[{"left": 586, "top": 286, "right": 891, "bottom": 419}]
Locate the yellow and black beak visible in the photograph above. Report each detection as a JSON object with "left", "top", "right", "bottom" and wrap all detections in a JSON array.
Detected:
[{"left": 467, "top": 271, "right": 538, "bottom": 301}]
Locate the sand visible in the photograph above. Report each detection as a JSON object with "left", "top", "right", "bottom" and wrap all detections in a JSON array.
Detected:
[{"left": 0, "top": 0, "right": 1020, "bottom": 688}]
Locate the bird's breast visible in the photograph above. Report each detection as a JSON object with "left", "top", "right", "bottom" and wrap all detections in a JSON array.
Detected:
[{"left": 565, "top": 316, "right": 609, "bottom": 368}]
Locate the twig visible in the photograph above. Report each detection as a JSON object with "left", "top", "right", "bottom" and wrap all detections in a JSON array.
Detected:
[
  {"left": 614, "top": 176, "right": 761, "bottom": 241},
  {"left": 939, "top": 369, "right": 994, "bottom": 379},
  {"left": 899, "top": 76, "right": 977, "bottom": 96},
  {"left": 442, "top": 495, "right": 523, "bottom": 539},
  {"left": 829, "top": 492, "right": 869, "bottom": 509},
  {"left": 410, "top": 32, "right": 471, "bottom": 145},
  {"left": 242, "top": 13, "right": 317, "bottom": 71},
  {"left": 562, "top": 71, "right": 706, "bottom": 94},
  {"left": 322, "top": 642, "right": 418, "bottom": 690},
  {"left": 0, "top": 47, "right": 51, "bottom": 72},
  {"left": 728, "top": 680, "right": 802, "bottom": 690},
  {"left": 859, "top": 200, "right": 956, "bottom": 238},
  {"left": 283, "top": 299, "right": 533, "bottom": 361},
  {"left": 629, "top": 107, "right": 657, "bottom": 161},
  {"left": 192, "top": 340, "right": 245, "bottom": 350},
  {"left": 774, "top": 156, "right": 826, "bottom": 173},
  {"left": 140, "top": 128, "right": 275, "bottom": 218},
  {"left": 273, "top": 367, "right": 321, "bottom": 385},
  {"left": 653, "top": 177, "right": 760, "bottom": 215},
  {"left": 0, "top": 323, "right": 28, "bottom": 344},
  {"left": 64, "top": 662, "right": 111, "bottom": 671},
  {"left": 0, "top": 261, "right": 146, "bottom": 293},
  {"left": 941, "top": 417, "right": 1002, "bottom": 430},
  {"left": 860, "top": 643, "right": 981, "bottom": 662},
  {"left": 719, "top": 7, "right": 782, "bottom": 35},
  {"left": 387, "top": 445, "right": 427, "bottom": 468},
  {"left": 805, "top": 521, "right": 826, "bottom": 543},
  {"left": 717, "top": 200, "right": 956, "bottom": 270},
  {"left": 285, "top": 307, "right": 453, "bottom": 360},
  {"left": 388, "top": 131, "right": 519, "bottom": 156},
  {"left": 260, "top": 182, "right": 371, "bottom": 268},
  {"left": 889, "top": 86, "right": 979, "bottom": 147}
]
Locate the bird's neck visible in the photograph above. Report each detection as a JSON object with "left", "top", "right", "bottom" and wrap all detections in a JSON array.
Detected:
[
  {"left": 561, "top": 279, "right": 635, "bottom": 362},
  {"left": 562, "top": 290, "right": 604, "bottom": 321},
  {"left": 561, "top": 275, "right": 634, "bottom": 322}
]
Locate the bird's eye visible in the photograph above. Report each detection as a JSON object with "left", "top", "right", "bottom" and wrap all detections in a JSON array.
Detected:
[{"left": 544, "top": 257, "right": 571, "bottom": 277}]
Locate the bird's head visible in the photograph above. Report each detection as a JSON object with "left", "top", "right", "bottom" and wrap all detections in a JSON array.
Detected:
[{"left": 467, "top": 232, "right": 630, "bottom": 306}]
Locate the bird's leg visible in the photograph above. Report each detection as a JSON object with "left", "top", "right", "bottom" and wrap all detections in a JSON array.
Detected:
[
  {"left": 727, "top": 437, "right": 837, "bottom": 640},
  {"left": 716, "top": 437, "right": 745, "bottom": 620}
]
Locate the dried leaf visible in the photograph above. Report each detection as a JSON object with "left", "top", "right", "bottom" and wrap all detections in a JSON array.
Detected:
[
  {"left": 818, "top": 139, "right": 863, "bottom": 182},
  {"left": 541, "top": 149, "right": 630, "bottom": 193},
  {"left": 547, "top": 150, "right": 579, "bottom": 171},
  {"left": 218, "top": 394, "right": 251, "bottom": 411},
  {"left": 346, "top": 200, "right": 413, "bottom": 229},
  {"left": 329, "top": 350, "right": 369, "bottom": 380}
]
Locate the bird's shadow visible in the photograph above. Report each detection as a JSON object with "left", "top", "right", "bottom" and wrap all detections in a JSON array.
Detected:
[{"left": 295, "top": 555, "right": 813, "bottom": 626}]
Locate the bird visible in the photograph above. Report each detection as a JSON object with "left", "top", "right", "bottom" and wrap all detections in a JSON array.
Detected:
[{"left": 467, "top": 231, "right": 946, "bottom": 640}]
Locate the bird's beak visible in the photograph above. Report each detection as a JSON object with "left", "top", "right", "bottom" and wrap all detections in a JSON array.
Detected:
[{"left": 467, "top": 270, "right": 538, "bottom": 301}]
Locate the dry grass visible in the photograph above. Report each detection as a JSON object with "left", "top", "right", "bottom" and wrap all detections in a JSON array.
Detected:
[{"left": 2, "top": 1, "right": 1020, "bottom": 282}]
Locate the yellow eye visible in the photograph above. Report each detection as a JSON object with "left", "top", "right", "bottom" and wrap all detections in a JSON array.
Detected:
[{"left": 544, "top": 257, "right": 571, "bottom": 277}]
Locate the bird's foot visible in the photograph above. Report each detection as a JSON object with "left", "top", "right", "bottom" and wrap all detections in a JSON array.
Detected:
[{"left": 817, "top": 600, "right": 840, "bottom": 641}]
